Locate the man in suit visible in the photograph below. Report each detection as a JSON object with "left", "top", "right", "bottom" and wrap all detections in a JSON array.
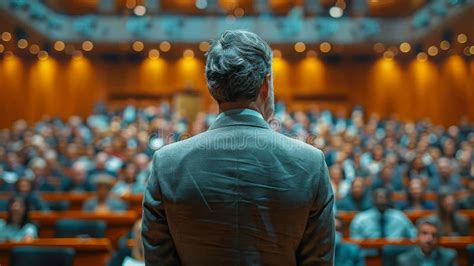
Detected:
[
  {"left": 142, "top": 30, "right": 335, "bottom": 265},
  {"left": 396, "top": 217, "right": 458, "bottom": 266}
]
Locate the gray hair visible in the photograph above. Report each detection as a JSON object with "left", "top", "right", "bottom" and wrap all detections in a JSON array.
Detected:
[{"left": 205, "top": 30, "right": 272, "bottom": 103}]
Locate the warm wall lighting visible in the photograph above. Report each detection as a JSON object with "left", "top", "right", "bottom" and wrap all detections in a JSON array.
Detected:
[
  {"left": 440, "top": 40, "right": 450, "bottom": 51},
  {"left": 320, "top": 42, "right": 331, "bottom": 53},
  {"left": 0, "top": 44, "right": 4, "bottom": 53},
  {"left": 1, "top": 32, "right": 12, "bottom": 42},
  {"left": 457, "top": 33, "right": 467, "bottom": 44},
  {"left": 399, "top": 42, "right": 411, "bottom": 53},
  {"left": 306, "top": 50, "right": 317, "bottom": 57},
  {"left": 373, "top": 43, "right": 384, "bottom": 53},
  {"left": 199, "top": 41, "right": 210, "bottom": 52},
  {"left": 427, "top": 46, "right": 438, "bottom": 56},
  {"left": 132, "top": 41, "right": 144, "bottom": 52},
  {"left": 294, "top": 42, "right": 306, "bottom": 53},
  {"left": 29, "top": 44, "right": 40, "bottom": 54},
  {"left": 464, "top": 47, "right": 471, "bottom": 56},
  {"left": 417, "top": 52, "right": 428, "bottom": 61},
  {"left": 183, "top": 49, "right": 194, "bottom": 58},
  {"left": 82, "top": 41, "right": 94, "bottom": 51},
  {"left": 234, "top": 7, "right": 244, "bottom": 17},
  {"left": 148, "top": 49, "right": 160, "bottom": 59},
  {"left": 160, "top": 41, "right": 171, "bottom": 52},
  {"left": 273, "top": 49, "right": 282, "bottom": 58},
  {"left": 72, "top": 50, "right": 83, "bottom": 59},
  {"left": 383, "top": 51, "right": 394, "bottom": 59},
  {"left": 126, "top": 0, "right": 136, "bottom": 9},
  {"left": 38, "top": 51, "right": 49, "bottom": 60},
  {"left": 54, "top": 41, "right": 65, "bottom": 51}
]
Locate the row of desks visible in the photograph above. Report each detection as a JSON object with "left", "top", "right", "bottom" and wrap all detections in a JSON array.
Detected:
[
  {"left": 1, "top": 191, "right": 470, "bottom": 213},
  {"left": 0, "top": 238, "right": 112, "bottom": 266},
  {"left": 338, "top": 210, "right": 474, "bottom": 237},
  {"left": 0, "top": 237, "right": 471, "bottom": 266},
  {"left": 0, "top": 211, "right": 138, "bottom": 247},
  {"left": 345, "top": 237, "right": 474, "bottom": 266},
  {"left": 0, "top": 209, "right": 472, "bottom": 246}
]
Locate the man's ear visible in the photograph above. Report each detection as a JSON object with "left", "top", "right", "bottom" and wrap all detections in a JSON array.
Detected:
[{"left": 259, "top": 74, "right": 271, "bottom": 100}]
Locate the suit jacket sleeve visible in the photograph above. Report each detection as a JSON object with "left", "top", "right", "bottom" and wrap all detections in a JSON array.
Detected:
[
  {"left": 142, "top": 151, "right": 181, "bottom": 265},
  {"left": 296, "top": 150, "right": 335, "bottom": 265}
]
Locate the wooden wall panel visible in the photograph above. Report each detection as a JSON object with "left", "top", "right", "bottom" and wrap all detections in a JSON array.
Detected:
[{"left": 0, "top": 55, "right": 473, "bottom": 128}]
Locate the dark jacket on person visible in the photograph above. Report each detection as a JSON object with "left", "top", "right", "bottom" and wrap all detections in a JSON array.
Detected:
[
  {"left": 142, "top": 109, "right": 335, "bottom": 266},
  {"left": 336, "top": 192, "right": 372, "bottom": 212},
  {"left": 428, "top": 214, "right": 470, "bottom": 236},
  {"left": 396, "top": 247, "right": 458, "bottom": 266}
]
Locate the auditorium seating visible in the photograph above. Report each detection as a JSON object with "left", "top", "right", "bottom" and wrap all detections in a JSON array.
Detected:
[
  {"left": 55, "top": 219, "right": 107, "bottom": 238},
  {"left": 344, "top": 237, "right": 474, "bottom": 266},
  {"left": 0, "top": 238, "right": 111, "bottom": 266},
  {"left": 338, "top": 210, "right": 474, "bottom": 237},
  {"left": 0, "top": 211, "right": 137, "bottom": 246},
  {"left": 10, "top": 246, "right": 75, "bottom": 266}
]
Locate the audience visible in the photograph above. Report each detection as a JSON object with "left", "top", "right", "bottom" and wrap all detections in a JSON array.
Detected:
[
  {"left": 334, "top": 216, "right": 365, "bottom": 266},
  {"left": 399, "top": 179, "right": 434, "bottom": 211},
  {"left": 458, "top": 176, "right": 474, "bottom": 210},
  {"left": 83, "top": 175, "right": 127, "bottom": 212},
  {"left": 14, "top": 178, "right": 49, "bottom": 211},
  {"left": 429, "top": 188, "right": 470, "bottom": 236},
  {"left": 336, "top": 177, "right": 373, "bottom": 211},
  {"left": 329, "top": 164, "right": 351, "bottom": 201},
  {"left": 111, "top": 163, "right": 145, "bottom": 197},
  {"left": 0, "top": 102, "right": 472, "bottom": 262},
  {"left": 122, "top": 219, "right": 145, "bottom": 266},
  {"left": 0, "top": 196, "right": 38, "bottom": 241},
  {"left": 396, "top": 217, "right": 458, "bottom": 266},
  {"left": 350, "top": 188, "right": 416, "bottom": 239}
]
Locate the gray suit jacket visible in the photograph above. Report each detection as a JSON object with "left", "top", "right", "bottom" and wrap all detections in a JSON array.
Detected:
[
  {"left": 142, "top": 110, "right": 335, "bottom": 266},
  {"left": 396, "top": 247, "right": 458, "bottom": 266}
]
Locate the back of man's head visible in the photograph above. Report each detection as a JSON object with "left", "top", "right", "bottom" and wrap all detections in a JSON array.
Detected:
[{"left": 205, "top": 30, "right": 272, "bottom": 103}]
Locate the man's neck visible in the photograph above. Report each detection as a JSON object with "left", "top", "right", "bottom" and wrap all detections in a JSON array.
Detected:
[{"left": 218, "top": 101, "right": 262, "bottom": 115}]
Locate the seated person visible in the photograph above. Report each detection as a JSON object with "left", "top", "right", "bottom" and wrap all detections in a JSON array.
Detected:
[
  {"left": 350, "top": 188, "right": 416, "bottom": 239},
  {"left": 429, "top": 188, "right": 470, "bottom": 236},
  {"left": 61, "top": 161, "right": 95, "bottom": 192},
  {"left": 14, "top": 178, "right": 49, "bottom": 211},
  {"left": 458, "top": 176, "right": 474, "bottom": 209},
  {"left": 83, "top": 175, "right": 127, "bottom": 212},
  {"left": 329, "top": 164, "right": 350, "bottom": 201},
  {"left": 111, "top": 163, "right": 145, "bottom": 197},
  {"left": 372, "top": 164, "right": 402, "bottom": 194},
  {"left": 108, "top": 219, "right": 144, "bottom": 266},
  {"left": 337, "top": 177, "right": 372, "bottom": 211},
  {"left": 396, "top": 217, "right": 458, "bottom": 266},
  {"left": 428, "top": 158, "right": 463, "bottom": 192},
  {"left": 335, "top": 216, "right": 365, "bottom": 266},
  {"left": 122, "top": 219, "right": 144, "bottom": 266},
  {"left": 0, "top": 196, "right": 38, "bottom": 241},
  {"left": 399, "top": 179, "right": 434, "bottom": 211}
]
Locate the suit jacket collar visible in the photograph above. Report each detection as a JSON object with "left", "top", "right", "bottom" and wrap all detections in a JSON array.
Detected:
[{"left": 208, "top": 109, "right": 270, "bottom": 130}]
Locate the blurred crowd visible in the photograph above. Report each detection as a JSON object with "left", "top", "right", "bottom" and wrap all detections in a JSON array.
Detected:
[{"left": 0, "top": 101, "right": 473, "bottom": 265}]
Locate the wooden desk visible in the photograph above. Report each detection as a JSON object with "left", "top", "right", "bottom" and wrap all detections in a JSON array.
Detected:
[
  {"left": 338, "top": 210, "right": 474, "bottom": 237},
  {"left": 41, "top": 192, "right": 95, "bottom": 210},
  {"left": 345, "top": 237, "right": 474, "bottom": 266},
  {"left": 0, "top": 238, "right": 112, "bottom": 266},
  {"left": 0, "top": 211, "right": 138, "bottom": 246}
]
